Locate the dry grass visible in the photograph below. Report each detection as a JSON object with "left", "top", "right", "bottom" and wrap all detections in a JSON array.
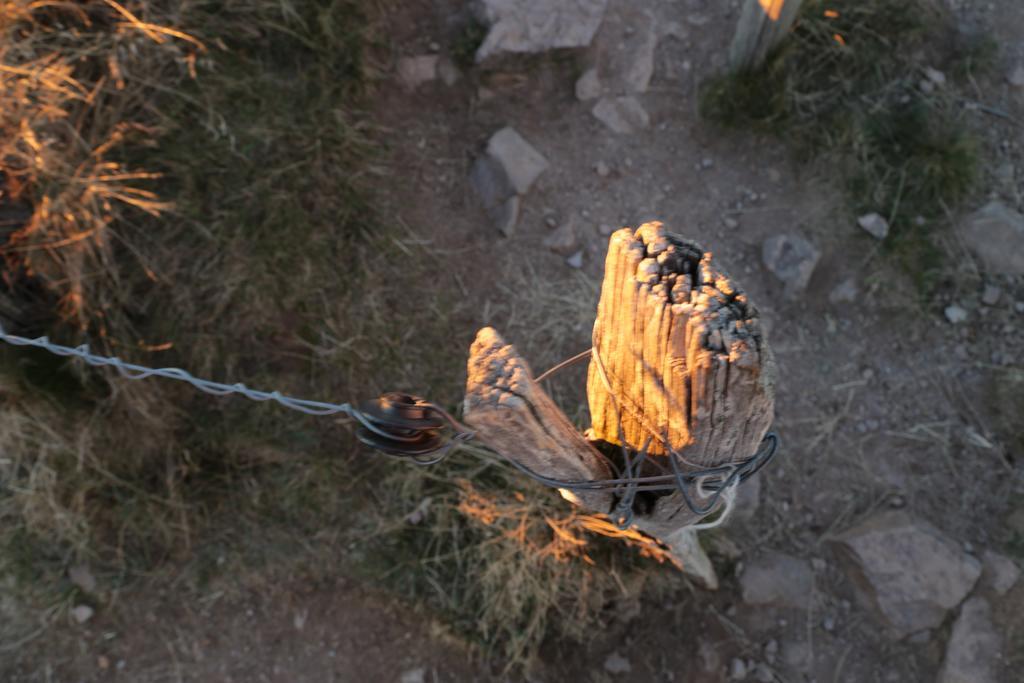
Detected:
[
  {"left": 1, "top": 0, "right": 382, "bottom": 611},
  {"left": 1, "top": 0, "right": 202, "bottom": 331},
  {"left": 1, "top": 1, "right": 680, "bottom": 672},
  {"left": 370, "top": 455, "right": 676, "bottom": 669}
]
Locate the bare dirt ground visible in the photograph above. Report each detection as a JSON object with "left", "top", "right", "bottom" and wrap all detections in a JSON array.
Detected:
[{"left": 5, "top": 0, "right": 1024, "bottom": 681}]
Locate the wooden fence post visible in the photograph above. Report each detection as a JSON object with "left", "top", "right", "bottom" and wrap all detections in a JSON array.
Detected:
[
  {"left": 729, "top": 0, "right": 804, "bottom": 72},
  {"left": 463, "top": 222, "right": 776, "bottom": 588}
]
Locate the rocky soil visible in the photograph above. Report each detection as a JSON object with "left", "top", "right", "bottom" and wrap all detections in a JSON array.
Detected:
[{"left": 6, "top": 0, "right": 1024, "bottom": 681}]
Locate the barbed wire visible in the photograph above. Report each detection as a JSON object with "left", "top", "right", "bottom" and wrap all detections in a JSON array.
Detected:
[
  {"left": 0, "top": 323, "right": 776, "bottom": 528},
  {"left": 0, "top": 324, "right": 354, "bottom": 416}
]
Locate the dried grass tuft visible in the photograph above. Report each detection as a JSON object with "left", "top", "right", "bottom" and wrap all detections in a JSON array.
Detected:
[{"left": 1, "top": 0, "right": 203, "bottom": 330}]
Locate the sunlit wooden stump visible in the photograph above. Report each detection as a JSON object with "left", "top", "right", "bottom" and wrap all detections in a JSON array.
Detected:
[{"left": 463, "top": 222, "right": 776, "bottom": 587}]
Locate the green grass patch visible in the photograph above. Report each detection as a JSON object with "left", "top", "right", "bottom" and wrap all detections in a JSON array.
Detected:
[{"left": 699, "top": 0, "right": 988, "bottom": 290}]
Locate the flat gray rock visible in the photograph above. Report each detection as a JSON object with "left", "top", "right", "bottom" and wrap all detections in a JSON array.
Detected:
[
  {"left": 605, "top": 12, "right": 657, "bottom": 94},
  {"left": 592, "top": 96, "right": 649, "bottom": 134},
  {"left": 958, "top": 201, "right": 1024, "bottom": 275},
  {"left": 740, "top": 551, "right": 813, "bottom": 609},
  {"left": 485, "top": 127, "right": 549, "bottom": 195},
  {"left": 938, "top": 597, "right": 1001, "bottom": 683},
  {"left": 762, "top": 234, "right": 819, "bottom": 295},
  {"left": 473, "top": 0, "right": 609, "bottom": 62},
  {"left": 829, "top": 511, "right": 981, "bottom": 638}
]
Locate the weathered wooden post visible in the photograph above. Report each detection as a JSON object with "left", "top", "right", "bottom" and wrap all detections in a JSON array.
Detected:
[
  {"left": 729, "top": 0, "right": 805, "bottom": 72},
  {"left": 464, "top": 222, "right": 776, "bottom": 587}
]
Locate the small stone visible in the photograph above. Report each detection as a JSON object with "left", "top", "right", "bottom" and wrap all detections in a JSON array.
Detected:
[
  {"left": 740, "top": 551, "right": 814, "bottom": 609},
  {"left": 436, "top": 57, "right": 460, "bottom": 86},
  {"left": 598, "top": 223, "right": 615, "bottom": 236},
  {"left": 958, "top": 201, "right": 1024, "bottom": 275},
  {"left": 828, "top": 511, "right": 981, "bottom": 638},
  {"left": 945, "top": 304, "right": 968, "bottom": 324},
  {"left": 1017, "top": 301, "right": 1024, "bottom": 314},
  {"left": 400, "top": 667, "right": 426, "bottom": 683},
  {"left": 595, "top": 160, "right": 610, "bottom": 177},
  {"left": 566, "top": 250, "right": 584, "bottom": 269},
  {"left": 71, "top": 604, "right": 94, "bottom": 624},
  {"left": 752, "top": 664, "right": 773, "bottom": 682},
  {"left": 729, "top": 657, "right": 747, "bottom": 680},
  {"left": 938, "top": 597, "right": 1000, "bottom": 683},
  {"left": 473, "top": 0, "right": 609, "bottom": 62},
  {"left": 396, "top": 55, "right": 438, "bottom": 90},
  {"left": 592, "top": 96, "right": 650, "bottom": 134},
  {"left": 486, "top": 127, "right": 549, "bottom": 194},
  {"left": 822, "top": 614, "right": 836, "bottom": 632},
  {"left": 69, "top": 565, "right": 97, "bottom": 593},
  {"left": 762, "top": 234, "right": 820, "bottom": 296},
  {"left": 722, "top": 215, "right": 739, "bottom": 229},
  {"left": 575, "top": 67, "right": 602, "bottom": 101},
  {"left": 1008, "top": 63, "right": 1024, "bottom": 88},
  {"left": 924, "top": 67, "right": 946, "bottom": 85},
  {"left": 980, "top": 549, "right": 1020, "bottom": 595},
  {"left": 543, "top": 218, "right": 579, "bottom": 255},
  {"left": 701, "top": 157, "right": 714, "bottom": 169},
  {"left": 829, "top": 277, "right": 858, "bottom": 304},
  {"left": 97, "top": 655, "right": 110, "bottom": 670},
  {"left": 980, "top": 284, "right": 1002, "bottom": 306},
  {"left": 603, "top": 651, "right": 632, "bottom": 674},
  {"left": 544, "top": 215, "right": 558, "bottom": 228},
  {"left": 763, "top": 639, "right": 778, "bottom": 664},
  {"left": 858, "top": 212, "right": 890, "bottom": 240}
]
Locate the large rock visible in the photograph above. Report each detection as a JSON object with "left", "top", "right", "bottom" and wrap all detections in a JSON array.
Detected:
[
  {"left": 485, "top": 127, "right": 549, "bottom": 194},
  {"left": 980, "top": 549, "right": 1020, "bottom": 595},
  {"left": 592, "top": 96, "right": 649, "bottom": 134},
  {"left": 608, "top": 13, "right": 657, "bottom": 94},
  {"left": 740, "top": 551, "right": 813, "bottom": 609},
  {"left": 473, "top": 0, "right": 609, "bottom": 62},
  {"left": 828, "top": 511, "right": 981, "bottom": 638},
  {"left": 761, "top": 234, "right": 819, "bottom": 295},
  {"left": 958, "top": 201, "right": 1024, "bottom": 275},
  {"left": 937, "top": 597, "right": 1001, "bottom": 683}
]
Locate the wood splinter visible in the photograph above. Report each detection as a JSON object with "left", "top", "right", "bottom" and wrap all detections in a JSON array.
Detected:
[{"left": 463, "top": 221, "right": 776, "bottom": 587}]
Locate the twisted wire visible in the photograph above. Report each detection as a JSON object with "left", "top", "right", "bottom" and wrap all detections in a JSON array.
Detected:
[
  {"left": 0, "top": 324, "right": 355, "bottom": 417},
  {"left": 0, "top": 324, "right": 777, "bottom": 528}
]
